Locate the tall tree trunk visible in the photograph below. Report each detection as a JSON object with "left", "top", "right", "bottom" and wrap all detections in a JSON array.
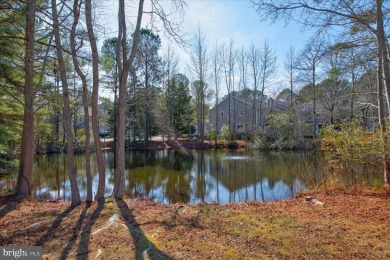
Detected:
[
  {"left": 85, "top": 0, "right": 106, "bottom": 200},
  {"left": 312, "top": 65, "right": 316, "bottom": 138},
  {"left": 52, "top": 0, "right": 80, "bottom": 206},
  {"left": 215, "top": 97, "right": 219, "bottom": 146},
  {"left": 259, "top": 65, "right": 267, "bottom": 133},
  {"left": 200, "top": 81, "right": 205, "bottom": 145},
  {"left": 71, "top": 0, "right": 92, "bottom": 202},
  {"left": 113, "top": 67, "right": 118, "bottom": 149},
  {"left": 376, "top": 0, "right": 390, "bottom": 118},
  {"left": 377, "top": 53, "right": 390, "bottom": 186},
  {"left": 350, "top": 67, "right": 355, "bottom": 121},
  {"left": 114, "top": 0, "right": 126, "bottom": 198},
  {"left": 250, "top": 45, "right": 259, "bottom": 135},
  {"left": 252, "top": 84, "right": 257, "bottom": 133},
  {"left": 144, "top": 58, "right": 149, "bottom": 143},
  {"left": 376, "top": 0, "right": 390, "bottom": 185},
  {"left": 54, "top": 71, "right": 60, "bottom": 142},
  {"left": 233, "top": 92, "right": 236, "bottom": 141},
  {"left": 16, "top": 0, "right": 36, "bottom": 197},
  {"left": 72, "top": 75, "right": 78, "bottom": 137},
  {"left": 114, "top": 0, "right": 144, "bottom": 198}
]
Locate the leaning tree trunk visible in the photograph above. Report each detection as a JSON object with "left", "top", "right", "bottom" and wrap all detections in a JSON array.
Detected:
[
  {"left": 71, "top": 0, "right": 92, "bottom": 202},
  {"left": 85, "top": 0, "right": 106, "bottom": 200},
  {"left": 52, "top": 0, "right": 80, "bottom": 206},
  {"left": 16, "top": 0, "right": 36, "bottom": 197}
]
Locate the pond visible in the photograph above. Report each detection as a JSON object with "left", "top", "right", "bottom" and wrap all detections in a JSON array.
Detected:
[{"left": 0, "top": 150, "right": 380, "bottom": 204}]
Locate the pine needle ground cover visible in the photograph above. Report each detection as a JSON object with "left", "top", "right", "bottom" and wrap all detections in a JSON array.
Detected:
[{"left": 1, "top": 190, "right": 389, "bottom": 259}]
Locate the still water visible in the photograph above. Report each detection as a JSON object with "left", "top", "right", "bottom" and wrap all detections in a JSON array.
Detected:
[{"left": 2, "top": 150, "right": 328, "bottom": 204}]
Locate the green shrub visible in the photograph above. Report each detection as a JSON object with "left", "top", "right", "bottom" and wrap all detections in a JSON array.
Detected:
[
  {"left": 321, "top": 121, "right": 383, "bottom": 165},
  {"left": 205, "top": 130, "right": 217, "bottom": 141},
  {"left": 219, "top": 125, "right": 232, "bottom": 143},
  {"left": 248, "top": 130, "right": 269, "bottom": 149},
  {"left": 320, "top": 121, "right": 389, "bottom": 188},
  {"left": 249, "top": 111, "right": 310, "bottom": 150}
]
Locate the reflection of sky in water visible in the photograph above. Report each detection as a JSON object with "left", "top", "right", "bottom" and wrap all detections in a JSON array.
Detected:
[
  {"left": 206, "top": 179, "right": 295, "bottom": 204},
  {"left": 219, "top": 156, "right": 252, "bottom": 161},
  {"left": 12, "top": 150, "right": 332, "bottom": 204}
]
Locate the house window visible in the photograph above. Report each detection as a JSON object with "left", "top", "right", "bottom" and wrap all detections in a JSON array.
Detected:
[
  {"left": 240, "top": 110, "right": 243, "bottom": 116},
  {"left": 220, "top": 111, "right": 224, "bottom": 117},
  {"left": 236, "top": 124, "right": 244, "bottom": 132}
]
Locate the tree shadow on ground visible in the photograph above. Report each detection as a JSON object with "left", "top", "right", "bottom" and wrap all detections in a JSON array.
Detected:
[
  {"left": 0, "top": 195, "right": 22, "bottom": 218},
  {"left": 76, "top": 200, "right": 105, "bottom": 259},
  {"left": 160, "top": 205, "right": 202, "bottom": 230},
  {"left": 36, "top": 205, "right": 76, "bottom": 246},
  {"left": 139, "top": 204, "right": 203, "bottom": 231},
  {"left": 0, "top": 195, "right": 23, "bottom": 243},
  {"left": 59, "top": 202, "right": 91, "bottom": 260},
  {"left": 115, "top": 198, "right": 173, "bottom": 259}
]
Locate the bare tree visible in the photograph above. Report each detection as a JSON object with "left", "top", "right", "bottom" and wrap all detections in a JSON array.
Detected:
[
  {"left": 211, "top": 41, "right": 222, "bottom": 145},
  {"left": 69, "top": 0, "right": 92, "bottom": 202},
  {"left": 52, "top": 0, "right": 80, "bottom": 206},
  {"left": 375, "top": 0, "right": 390, "bottom": 119},
  {"left": 248, "top": 42, "right": 261, "bottom": 133},
  {"left": 16, "top": 0, "right": 36, "bottom": 197},
  {"left": 284, "top": 46, "right": 297, "bottom": 109},
  {"left": 297, "top": 39, "right": 325, "bottom": 138},
  {"left": 85, "top": 0, "right": 106, "bottom": 200},
  {"left": 375, "top": 0, "right": 390, "bottom": 185},
  {"left": 114, "top": 0, "right": 145, "bottom": 198},
  {"left": 318, "top": 48, "right": 350, "bottom": 124},
  {"left": 251, "top": 0, "right": 390, "bottom": 119},
  {"left": 237, "top": 46, "right": 249, "bottom": 138},
  {"left": 162, "top": 44, "right": 178, "bottom": 140},
  {"left": 251, "top": 1, "right": 390, "bottom": 183},
  {"left": 259, "top": 39, "right": 277, "bottom": 131},
  {"left": 221, "top": 39, "right": 236, "bottom": 136},
  {"left": 163, "top": 45, "right": 178, "bottom": 92},
  {"left": 340, "top": 48, "right": 360, "bottom": 122},
  {"left": 114, "top": 0, "right": 186, "bottom": 198},
  {"left": 188, "top": 26, "right": 209, "bottom": 145}
]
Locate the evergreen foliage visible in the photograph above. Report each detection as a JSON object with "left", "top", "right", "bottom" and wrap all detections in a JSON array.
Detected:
[{"left": 166, "top": 74, "right": 193, "bottom": 136}]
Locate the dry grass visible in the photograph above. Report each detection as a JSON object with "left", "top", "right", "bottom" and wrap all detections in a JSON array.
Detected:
[{"left": 1, "top": 189, "right": 390, "bottom": 259}]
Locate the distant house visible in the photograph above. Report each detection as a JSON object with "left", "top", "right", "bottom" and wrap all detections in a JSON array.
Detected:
[
  {"left": 209, "top": 95, "right": 324, "bottom": 137},
  {"left": 209, "top": 95, "right": 288, "bottom": 134},
  {"left": 75, "top": 106, "right": 92, "bottom": 129},
  {"left": 75, "top": 103, "right": 110, "bottom": 135},
  {"left": 296, "top": 102, "right": 324, "bottom": 137}
]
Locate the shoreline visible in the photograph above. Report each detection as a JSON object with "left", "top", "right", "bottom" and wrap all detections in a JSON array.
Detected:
[{"left": 36, "top": 139, "right": 318, "bottom": 155}]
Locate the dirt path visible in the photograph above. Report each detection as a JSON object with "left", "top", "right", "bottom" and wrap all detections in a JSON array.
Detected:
[{"left": 1, "top": 189, "right": 389, "bottom": 259}]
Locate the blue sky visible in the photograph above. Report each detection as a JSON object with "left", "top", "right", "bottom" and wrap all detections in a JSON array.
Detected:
[
  {"left": 100, "top": 0, "right": 314, "bottom": 96},
  {"left": 178, "top": 0, "right": 310, "bottom": 51},
  {"left": 174, "top": 0, "right": 313, "bottom": 93}
]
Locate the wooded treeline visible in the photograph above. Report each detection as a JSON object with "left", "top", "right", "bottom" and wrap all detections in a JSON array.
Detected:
[
  {"left": 0, "top": 0, "right": 188, "bottom": 205},
  {"left": 0, "top": 0, "right": 389, "bottom": 205},
  {"left": 250, "top": 0, "right": 390, "bottom": 185}
]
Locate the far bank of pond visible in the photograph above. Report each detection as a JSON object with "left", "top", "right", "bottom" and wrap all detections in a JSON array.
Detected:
[{"left": 0, "top": 149, "right": 382, "bottom": 204}]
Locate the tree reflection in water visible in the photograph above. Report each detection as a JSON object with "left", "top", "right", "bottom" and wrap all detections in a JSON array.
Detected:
[{"left": 3, "top": 150, "right": 380, "bottom": 204}]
